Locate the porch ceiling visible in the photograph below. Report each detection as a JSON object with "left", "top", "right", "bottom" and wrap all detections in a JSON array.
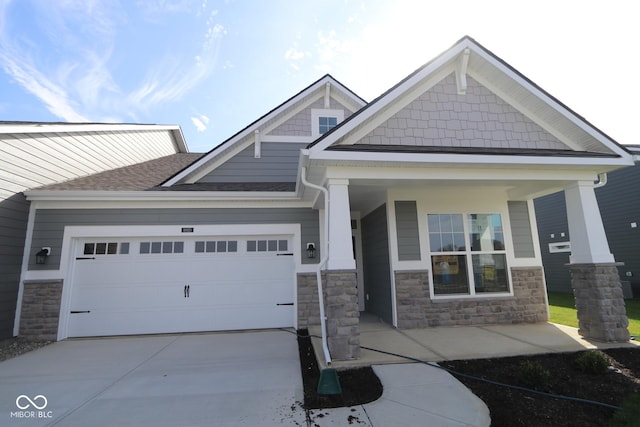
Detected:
[{"left": 347, "top": 177, "right": 572, "bottom": 212}]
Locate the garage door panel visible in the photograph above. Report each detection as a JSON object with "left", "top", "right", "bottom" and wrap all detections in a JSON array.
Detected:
[{"left": 68, "top": 235, "right": 296, "bottom": 337}]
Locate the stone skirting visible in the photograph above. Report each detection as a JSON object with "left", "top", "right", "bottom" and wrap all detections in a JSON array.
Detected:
[
  {"left": 323, "top": 270, "right": 360, "bottom": 360},
  {"left": 19, "top": 280, "right": 63, "bottom": 341},
  {"left": 296, "top": 273, "right": 320, "bottom": 328},
  {"left": 569, "top": 263, "right": 630, "bottom": 342},
  {"left": 395, "top": 268, "right": 547, "bottom": 328},
  {"left": 296, "top": 270, "right": 360, "bottom": 360}
]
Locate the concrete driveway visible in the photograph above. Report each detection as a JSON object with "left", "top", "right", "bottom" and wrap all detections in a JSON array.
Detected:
[{"left": 1, "top": 331, "right": 307, "bottom": 426}]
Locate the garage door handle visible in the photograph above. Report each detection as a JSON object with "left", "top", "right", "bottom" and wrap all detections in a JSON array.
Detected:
[
  {"left": 70, "top": 310, "right": 91, "bottom": 314},
  {"left": 276, "top": 253, "right": 293, "bottom": 256},
  {"left": 184, "top": 285, "right": 190, "bottom": 298},
  {"left": 277, "top": 303, "right": 294, "bottom": 306}
]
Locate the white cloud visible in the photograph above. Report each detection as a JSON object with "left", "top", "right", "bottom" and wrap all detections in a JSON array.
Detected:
[
  {"left": 191, "top": 114, "right": 209, "bottom": 132},
  {"left": 0, "top": 46, "right": 88, "bottom": 121}
]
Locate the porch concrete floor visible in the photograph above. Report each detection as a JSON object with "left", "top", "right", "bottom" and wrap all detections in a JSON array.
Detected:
[{"left": 310, "top": 313, "right": 640, "bottom": 370}]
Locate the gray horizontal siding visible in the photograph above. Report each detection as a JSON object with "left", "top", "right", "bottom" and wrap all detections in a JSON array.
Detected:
[
  {"left": 362, "top": 204, "right": 393, "bottom": 323},
  {"left": 534, "top": 192, "right": 571, "bottom": 292},
  {"left": 29, "top": 207, "right": 320, "bottom": 270},
  {"left": 507, "top": 201, "right": 535, "bottom": 258},
  {"left": 394, "top": 201, "right": 421, "bottom": 261},
  {"left": 0, "top": 193, "right": 30, "bottom": 338},
  {"left": 199, "top": 142, "right": 306, "bottom": 183},
  {"left": 595, "top": 164, "right": 640, "bottom": 296}
]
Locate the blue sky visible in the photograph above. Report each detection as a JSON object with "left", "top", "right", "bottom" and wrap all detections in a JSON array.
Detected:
[{"left": 0, "top": 0, "right": 637, "bottom": 153}]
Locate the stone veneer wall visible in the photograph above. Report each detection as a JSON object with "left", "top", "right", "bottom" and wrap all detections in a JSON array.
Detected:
[
  {"left": 395, "top": 267, "right": 547, "bottom": 328},
  {"left": 297, "top": 273, "right": 320, "bottom": 328},
  {"left": 19, "top": 280, "right": 63, "bottom": 341},
  {"left": 323, "top": 270, "right": 360, "bottom": 360},
  {"left": 569, "top": 263, "right": 630, "bottom": 342}
]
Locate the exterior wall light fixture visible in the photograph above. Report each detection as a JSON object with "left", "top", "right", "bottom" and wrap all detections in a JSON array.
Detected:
[
  {"left": 306, "top": 243, "right": 316, "bottom": 259},
  {"left": 36, "top": 247, "right": 50, "bottom": 265}
]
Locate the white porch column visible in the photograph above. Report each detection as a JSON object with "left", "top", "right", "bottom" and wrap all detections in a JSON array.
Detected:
[
  {"left": 326, "top": 178, "right": 355, "bottom": 270},
  {"left": 564, "top": 180, "right": 629, "bottom": 342},
  {"left": 564, "top": 181, "right": 614, "bottom": 264}
]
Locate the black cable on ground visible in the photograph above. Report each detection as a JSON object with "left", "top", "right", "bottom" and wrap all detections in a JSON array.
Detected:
[
  {"left": 360, "top": 344, "right": 621, "bottom": 411},
  {"left": 280, "top": 328, "right": 622, "bottom": 411}
]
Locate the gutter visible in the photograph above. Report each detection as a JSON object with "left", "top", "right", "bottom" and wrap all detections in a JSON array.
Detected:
[
  {"left": 300, "top": 167, "right": 332, "bottom": 366},
  {"left": 594, "top": 172, "right": 607, "bottom": 188}
]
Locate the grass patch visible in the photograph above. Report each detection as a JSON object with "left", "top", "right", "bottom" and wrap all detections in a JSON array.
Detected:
[{"left": 548, "top": 292, "right": 640, "bottom": 338}]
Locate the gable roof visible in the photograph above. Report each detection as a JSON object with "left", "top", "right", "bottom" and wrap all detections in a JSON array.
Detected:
[
  {"left": 161, "top": 74, "right": 366, "bottom": 186},
  {"left": 308, "top": 36, "right": 630, "bottom": 159}
]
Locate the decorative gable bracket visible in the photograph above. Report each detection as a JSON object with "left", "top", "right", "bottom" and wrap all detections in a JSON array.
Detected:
[{"left": 455, "top": 48, "right": 470, "bottom": 95}]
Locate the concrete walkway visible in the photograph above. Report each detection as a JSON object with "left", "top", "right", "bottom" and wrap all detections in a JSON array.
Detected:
[
  {"left": 311, "top": 318, "right": 640, "bottom": 370},
  {"left": 1, "top": 330, "right": 490, "bottom": 427}
]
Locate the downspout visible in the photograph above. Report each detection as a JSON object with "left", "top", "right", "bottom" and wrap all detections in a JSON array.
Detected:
[
  {"left": 594, "top": 173, "right": 607, "bottom": 188},
  {"left": 300, "top": 167, "right": 332, "bottom": 366}
]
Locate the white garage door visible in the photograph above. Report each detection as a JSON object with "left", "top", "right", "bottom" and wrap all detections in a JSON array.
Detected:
[{"left": 67, "top": 235, "right": 295, "bottom": 337}]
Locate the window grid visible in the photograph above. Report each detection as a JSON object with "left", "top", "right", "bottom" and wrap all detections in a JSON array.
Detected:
[
  {"left": 319, "top": 116, "right": 338, "bottom": 134},
  {"left": 83, "top": 242, "right": 129, "bottom": 256},
  {"left": 139, "top": 241, "right": 185, "bottom": 254},
  {"left": 246, "top": 239, "right": 288, "bottom": 252},
  {"left": 195, "top": 240, "right": 238, "bottom": 253},
  {"left": 427, "top": 213, "right": 509, "bottom": 297}
]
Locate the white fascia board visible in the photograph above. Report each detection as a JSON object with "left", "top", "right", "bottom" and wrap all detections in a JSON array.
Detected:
[
  {"left": 0, "top": 123, "right": 182, "bottom": 135},
  {"left": 310, "top": 149, "right": 634, "bottom": 168},
  {"left": 24, "top": 190, "right": 301, "bottom": 202},
  {"left": 309, "top": 43, "right": 469, "bottom": 153},
  {"left": 324, "top": 164, "right": 602, "bottom": 183},
  {"left": 469, "top": 48, "right": 628, "bottom": 157},
  {"left": 170, "top": 127, "right": 189, "bottom": 153},
  {"left": 29, "top": 199, "right": 313, "bottom": 210}
]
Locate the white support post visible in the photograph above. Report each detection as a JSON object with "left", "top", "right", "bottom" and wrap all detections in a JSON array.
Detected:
[
  {"left": 324, "top": 82, "right": 331, "bottom": 108},
  {"left": 254, "top": 130, "right": 261, "bottom": 158},
  {"left": 326, "top": 179, "right": 355, "bottom": 270},
  {"left": 455, "top": 48, "right": 470, "bottom": 95},
  {"left": 564, "top": 181, "right": 615, "bottom": 264}
]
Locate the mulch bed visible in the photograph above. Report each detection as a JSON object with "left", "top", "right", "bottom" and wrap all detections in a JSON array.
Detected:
[
  {"left": 446, "top": 348, "right": 640, "bottom": 427},
  {"left": 297, "top": 328, "right": 640, "bottom": 426},
  {"left": 0, "top": 338, "right": 52, "bottom": 362},
  {"left": 296, "top": 329, "right": 383, "bottom": 409}
]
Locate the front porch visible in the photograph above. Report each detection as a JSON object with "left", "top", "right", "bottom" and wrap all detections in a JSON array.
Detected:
[{"left": 309, "top": 313, "right": 640, "bottom": 370}]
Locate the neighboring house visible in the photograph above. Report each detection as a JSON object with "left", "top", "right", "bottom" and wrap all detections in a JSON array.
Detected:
[
  {"left": 16, "top": 37, "right": 634, "bottom": 361},
  {"left": 535, "top": 145, "right": 640, "bottom": 296},
  {"left": 0, "top": 123, "right": 187, "bottom": 339}
]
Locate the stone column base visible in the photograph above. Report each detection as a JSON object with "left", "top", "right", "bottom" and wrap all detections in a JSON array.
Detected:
[
  {"left": 19, "top": 280, "right": 63, "bottom": 341},
  {"left": 323, "top": 270, "right": 360, "bottom": 360},
  {"left": 569, "top": 263, "right": 630, "bottom": 342}
]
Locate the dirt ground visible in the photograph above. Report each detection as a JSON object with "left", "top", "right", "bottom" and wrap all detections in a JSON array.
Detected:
[{"left": 297, "top": 329, "right": 639, "bottom": 426}]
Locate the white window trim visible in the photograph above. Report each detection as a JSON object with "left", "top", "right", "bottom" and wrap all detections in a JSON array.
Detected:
[
  {"left": 426, "top": 212, "right": 513, "bottom": 300},
  {"left": 311, "top": 109, "right": 344, "bottom": 138}
]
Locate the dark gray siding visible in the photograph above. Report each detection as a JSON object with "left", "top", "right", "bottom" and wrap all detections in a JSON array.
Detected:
[
  {"left": 0, "top": 193, "right": 30, "bottom": 338},
  {"left": 361, "top": 204, "right": 393, "bottom": 323},
  {"left": 534, "top": 192, "right": 572, "bottom": 292},
  {"left": 535, "top": 163, "right": 640, "bottom": 296},
  {"left": 199, "top": 142, "right": 307, "bottom": 183},
  {"left": 29, "top": 207, "right": 320, "bottom": 269},
  {"left": 507, "top": 201, "right": 535, "bottom": 258},
  {"left": 595, "top": 164, "right": 640, "bottom": 297},
  {"left": 394, "top": 201, "right": 421, "bottom": 261}
]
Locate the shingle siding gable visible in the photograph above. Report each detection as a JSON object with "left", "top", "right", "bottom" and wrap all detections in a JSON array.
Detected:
[{"left": 356, "top": 74, "right": 570, "bottom": 151}]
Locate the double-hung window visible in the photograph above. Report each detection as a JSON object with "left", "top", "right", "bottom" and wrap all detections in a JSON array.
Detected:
[{"left": 428, "top": 213, "right": 509, "bottom": 296}]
